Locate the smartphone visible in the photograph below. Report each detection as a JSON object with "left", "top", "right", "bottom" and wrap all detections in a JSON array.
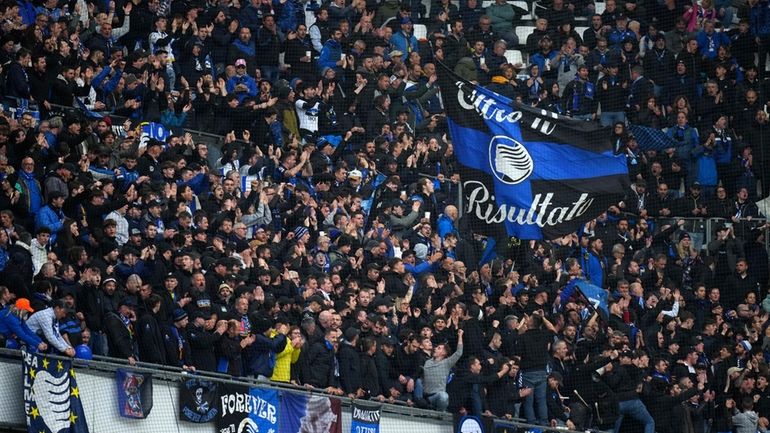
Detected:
[
  {"left": 425, "top": 212, "right": 431, "bottom": 219},
  {"left": 306, "top": 50, "right": 312, "bottom": 58},
  {"left": 479, "top": 56, "right": 485, "bottom": 65}
]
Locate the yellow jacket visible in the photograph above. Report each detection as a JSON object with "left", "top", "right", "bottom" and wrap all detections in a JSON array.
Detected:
[{"left": 270, "top": 331, "right": 300, "bottom": 382}]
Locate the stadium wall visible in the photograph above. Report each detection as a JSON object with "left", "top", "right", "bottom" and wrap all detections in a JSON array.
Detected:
[{"left": 0, "top": 355, "right": 452, "bottom": 433}]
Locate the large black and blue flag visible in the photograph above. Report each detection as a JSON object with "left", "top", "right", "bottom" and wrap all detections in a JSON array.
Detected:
[{"left": 438, "top": 62, "right": 630, "bottom": 240}]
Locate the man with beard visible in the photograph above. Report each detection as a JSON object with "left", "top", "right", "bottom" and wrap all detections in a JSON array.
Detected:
[
  {"left": 674, "top": 183, "right": 708, "bottom": 218},
  {"left": 283, "top": 24, "right": 315, "bottom": 80},
  {"left": 188, "top": 311, "right": 228, "bottom": 371},
  {"left": 49, "top": 65, "right": 77, "bottom": 106}
]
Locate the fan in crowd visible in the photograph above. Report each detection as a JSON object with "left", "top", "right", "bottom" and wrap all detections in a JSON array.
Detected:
[{"left": 1, "top": 0, "right": 770, "bottom": 431}]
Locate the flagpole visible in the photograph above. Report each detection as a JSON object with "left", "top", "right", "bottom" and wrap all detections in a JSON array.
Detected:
[{"left": 573, "top": 284, "right": 607, "bottom": 327}]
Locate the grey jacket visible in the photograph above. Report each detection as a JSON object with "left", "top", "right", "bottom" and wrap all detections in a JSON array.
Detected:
[
  {"left": 732, "top": 409, "right": 758, "bottom": 433},
  {"left": 422, "top": 344, "right": 464, "bottom": 395}
]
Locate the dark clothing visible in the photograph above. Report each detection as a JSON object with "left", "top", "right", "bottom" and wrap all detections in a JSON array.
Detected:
[
  {"left": 304, "top": 338, "right": 339, "bottom": 388},
  {"left": 517, "top": 328, "right": 554, "bottom": 370},
  {"left": 245, "top": 333, "right": 287, "bottom": 378},
  {"left": 104, "top": 312, "right": 137, "bottom": 360},
  {"left": 187, "top": 324, "right": 223, "bottom": 372},
  {"left": 136, "top": 312, "right": 167, "bottom": 365},
  {"left": 338, "top": 342, "right": 362, "bottom": 394}
]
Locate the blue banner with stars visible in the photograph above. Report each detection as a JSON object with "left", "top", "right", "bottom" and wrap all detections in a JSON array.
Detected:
[{"left": 23, "top": 349, "right": 89, "bottom": 433}]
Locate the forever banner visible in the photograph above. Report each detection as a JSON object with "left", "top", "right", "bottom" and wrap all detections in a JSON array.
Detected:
[
  {"left": 216, "top": 383, "right": 279, "bottom": 433},
  {"left": 23, "top": 350, "right": 89, "bottom": 433},
  {"left": 116, "top": 369, "right": 153, "bottom": 419},
  {"left": 437, "top": 61, "right": 629, "bottom": 240},
  {"left": 179, "top": 378, "right": 219, "bottom": 423},
  {"left": 350, "top": 402, "right": 382, "bottom": 433}
]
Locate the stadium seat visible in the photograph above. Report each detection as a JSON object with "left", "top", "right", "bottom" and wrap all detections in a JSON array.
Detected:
[
  {"left": 504, "top": 49, "right": 524, "bottom": 65},
  {"left": 515, "top": 26, "right": 535, "bottom": 46},
  {"left": 414, "top": 24, "right": 428, "bottom": 40},
  {"left": 594, "top": 2, "right": 605, "bottom": 14}
]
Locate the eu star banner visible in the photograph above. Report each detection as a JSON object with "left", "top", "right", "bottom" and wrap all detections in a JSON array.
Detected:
[
  {"left": 350, "top": 402, "right": 382, "bottom": 433},
  {"left": 179, "top": 378, "right": 219, "bottom": 423},
  {"left": 279, "top": 392, "right": 342, "bottom": 433},
  {"left": 116, "top": 369, "right": 153, "bottom": 419},
  {"left": 216, "top": 383, "right": 279, "bottom": 433},
  {"left": 437, "top": 62, "right": 630, "bottom": 240},
  {"left": 23, "top": 350, "right": 89, "bottom": 433}
]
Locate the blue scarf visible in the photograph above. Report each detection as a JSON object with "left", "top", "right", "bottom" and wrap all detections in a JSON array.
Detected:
[{"left": 232, "top": 39, "right": 256, "bottom": 57}]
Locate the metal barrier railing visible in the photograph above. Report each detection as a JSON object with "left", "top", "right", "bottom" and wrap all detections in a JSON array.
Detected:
[{"left": 0, "top": 348, "right": 608, "bottom": 433}]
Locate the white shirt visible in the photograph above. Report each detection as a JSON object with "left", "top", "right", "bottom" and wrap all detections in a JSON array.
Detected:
[
  {"left": 295, "top": 98, "right": 320, "bottom": 132},
  {"left": 26, "top": 308, "right": 72, "bottom": 352},
  {"left": 30, "top": 238, "right": 48, "bottom": 276}
]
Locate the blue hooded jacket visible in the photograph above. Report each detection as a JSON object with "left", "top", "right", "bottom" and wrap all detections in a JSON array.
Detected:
[
  {"left": 245, "top": 333, "right": 287, "bottom": 378},
  {"left": 0, "top": 306, "right": 43, "bottom": 349}
]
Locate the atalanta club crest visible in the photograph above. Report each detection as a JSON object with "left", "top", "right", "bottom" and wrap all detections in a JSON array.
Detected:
[{"left": 489, "top": 135, "right": 533, "bottom": 185}]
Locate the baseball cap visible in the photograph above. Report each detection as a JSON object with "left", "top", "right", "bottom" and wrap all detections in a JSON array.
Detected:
[{"left": 15, "top": 298, "right": 34, "bottom": 313}]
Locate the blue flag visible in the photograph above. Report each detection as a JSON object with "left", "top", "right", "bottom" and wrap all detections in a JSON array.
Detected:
[
  {"left": 559, "top": 279, "right": 580, "bottom": 306},
  {"left": 559, "top": 279, "right": 609, "bottom": 319},
  {"left": 350, "top": 402, "right": 381, "bottom": 433},
  {"left": 74, "top": 98, "right": 104, "bottom": 120},
  {"left": 23, "top": 350, "right": 89, "bottom": 433},
  {"left": 437, "top": 62, "right": 629, "bottom": 240},
  {"left": 116, "top": 369, "right": 153, "bottom": 419},
  {"left": 627, "top": 124, "right": 681, "bottom": 151},
  {"left": 279, "top": 392, "right": 341, "bottom": 433},
  {"left": 575, "top": 280, "right": 609, "bottom": 319},
  {"left": 138, "top": 122, "right": 170, "bottom": 151}
]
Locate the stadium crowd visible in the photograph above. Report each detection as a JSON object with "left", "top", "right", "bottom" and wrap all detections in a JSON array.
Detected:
[{"left": 1, "top": 0, "right": 770, "bottom": 431}]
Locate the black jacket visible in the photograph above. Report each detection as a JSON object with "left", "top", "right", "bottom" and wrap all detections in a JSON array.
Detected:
[
  {"left": 187, "top": 324, "right": 223, "bottom": 372},
  {"left": 136, "top": 311, "right": 167, "bottom": 365},
  {"left": 338, "top": 342, "right": 362, "bottom": 394},
  {"left": 304, "top": 339, "right": 339, "bottom": 388},
  {"left": 360, "top": 352, "right": 382, "bottom": 397},
  {"left": 104, "top": 311, "right": 137, "bottom": 360}
]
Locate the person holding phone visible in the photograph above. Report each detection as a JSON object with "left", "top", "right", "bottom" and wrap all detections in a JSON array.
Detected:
[{"left": 283, "top": 24, "right": 315, "bottom": 80}]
